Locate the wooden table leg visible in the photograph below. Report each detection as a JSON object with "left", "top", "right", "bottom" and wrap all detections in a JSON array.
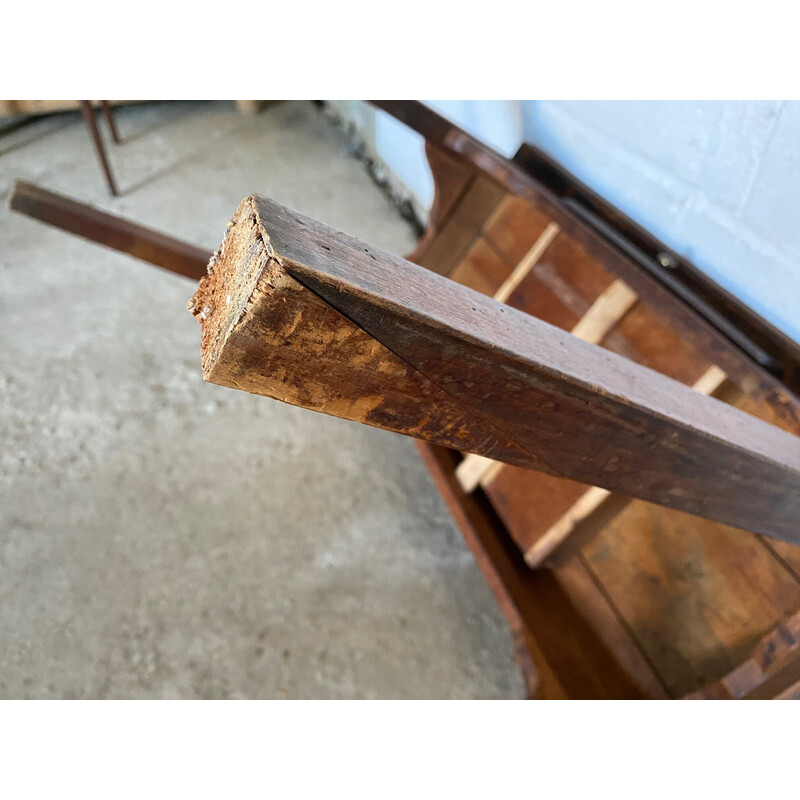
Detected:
[
  {"left": 100, "top": 100, "right": 121, "bottom": 144},
  {"left": 79, "top": 100, "right": 118, "bottom": 197}
]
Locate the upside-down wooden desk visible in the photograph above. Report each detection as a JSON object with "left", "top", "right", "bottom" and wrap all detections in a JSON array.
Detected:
[{"left": 10, "top": 102, "right": 800, "bottom": 699}]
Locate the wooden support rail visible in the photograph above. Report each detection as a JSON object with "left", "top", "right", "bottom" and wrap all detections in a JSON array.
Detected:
[
  {"left": 8, "top": 180, "right": 209, "bottom": 279},
  {"left": 190, "top": 194, "right": 800, "bottom": 545}
]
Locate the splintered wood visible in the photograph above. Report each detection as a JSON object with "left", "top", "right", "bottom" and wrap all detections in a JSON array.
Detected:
[{"left": 190, "top": 194, "right": 800, "bottom": 545}]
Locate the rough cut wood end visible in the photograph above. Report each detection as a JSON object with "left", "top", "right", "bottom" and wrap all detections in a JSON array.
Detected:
[
  {"left": 188, "top": 195, "right": 288, "bottom": 381},
  {"left": 185, "top": 195, "right": 497, "bottom": 450}
]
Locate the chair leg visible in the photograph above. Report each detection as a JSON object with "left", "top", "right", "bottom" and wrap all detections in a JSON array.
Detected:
[
  {"left": 100, "top": 101, "right": 120, "bottom": 144},
  {"left": 79, "top": 101, "right": 118, "bottom": 197}
]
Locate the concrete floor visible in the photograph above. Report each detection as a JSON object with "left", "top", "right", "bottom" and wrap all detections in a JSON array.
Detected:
[{"left": 0, "top": 101, "right": 523, "bottom": 698}]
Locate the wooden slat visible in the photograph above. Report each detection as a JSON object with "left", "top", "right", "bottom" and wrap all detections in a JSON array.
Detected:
[
  {"left": 494, "top": 223, "right": 560, "bottom": 303},
  {"left": 191, "top": 194, "right": 800, "bottom": 545},
  {"left": 570, "top": 280, "right": 638, "bottom": 341},
  {"left": 8, "top": 180, "right": 209, "bottom": 279}
]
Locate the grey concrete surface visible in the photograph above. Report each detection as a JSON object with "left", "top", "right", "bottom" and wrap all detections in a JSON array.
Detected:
[{"left": 0, "top": 101, "right": 523, "bottom": 698}]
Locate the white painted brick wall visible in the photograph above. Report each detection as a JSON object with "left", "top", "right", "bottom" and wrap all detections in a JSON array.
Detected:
[{"left": 338, "top": 101, "right": 800, "bottom": 344}]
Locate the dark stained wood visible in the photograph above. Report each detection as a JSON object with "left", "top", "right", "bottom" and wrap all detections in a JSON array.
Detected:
[
  {"left": 192, "top": 194, "right": 800, "bottom": 545},
  {"left": 488, "top": 468, "right": 591, "bottom": 553},
  {"left": 415, "top": 442, "right": 654, "bottom": 699},
  {"left": 407, "top": 143, "right": 474, "bottom": 265},
  {"left": 448, "top": 237, "right": 511, "bottom": 298},
  {"left": 481, "top": 195, "right": 554, "bottom": 267},
  {"left": 371, "top": 100, "right": 800, "bottom": 431},
  {"left": 551, "top": 555, "right": 670, "bottom": 698},
  {"left": 8, "top": 180, "right": 210, "bottom": 279},
  {"left": 189, "top": 196, "right": 520, "bottom": 458},
  {"left": 414, "top": 174, "right": 506, "bottom": 276},
  {"left": 79, "top": 100, "right": 119, "bottom": 197}
]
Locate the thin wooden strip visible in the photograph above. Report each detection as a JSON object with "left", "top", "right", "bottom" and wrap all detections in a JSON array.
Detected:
[
  {"left": 524, "top": 487, "right": 612, "bottom": 567},
  {"left": 457, "top": 277, "right": 638, "bottom": 492},
  {"left": 524, "top": 364, "right": 731, "bottom": 567},
  {"left": 192, "top": 195, "right": 800, "bottom": 545},
  {"left": 692, "top": 364, "right": 728, "bottom": 396},
  {"left": 494, "top": 222, "right": 560, "bottom": 304},
  {"left": 570, "top": 280, "right": 638, "bottom": 343},
  {"left": 455, "top": 454, "right": 496, "bottom": 493}
]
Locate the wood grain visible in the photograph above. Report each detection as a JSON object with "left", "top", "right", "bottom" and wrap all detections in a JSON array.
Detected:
[
  {"left": 192, "top": 194, "right": 800, "bottom": 545},
  {"left": 371, "top": 101, "right": 800, "bottom": 427},
  {"left": 582, "top": 501, "right": 800, "bottom": 697},
  {"left": 457, "top": 277, "right": 637, "bottom": 491},
  {"left": 8, "top": 180, "right": 209, "bottom": 279},
  {"left": 416, "top": 442, "right": 653, "bottom": 699},
  {"left": 686, "top": 608, "right": 800, "bottom": 699}
]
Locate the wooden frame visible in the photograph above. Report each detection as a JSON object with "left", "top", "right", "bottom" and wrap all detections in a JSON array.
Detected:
[{"left": 12, "top": 100, "right": 800, "bottom": 698}]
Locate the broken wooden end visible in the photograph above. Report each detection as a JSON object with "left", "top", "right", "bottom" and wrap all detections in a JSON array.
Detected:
[{"left": 188, "top": 195, "right": 289, "bottom": 382}]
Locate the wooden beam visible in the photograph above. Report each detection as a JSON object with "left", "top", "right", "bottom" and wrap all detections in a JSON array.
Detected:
[
  {"left": 456, "top": 277, "right": 639, "bottom": 492},
  {"left": 190, "top": 194, "right": 800, "bottom": 545},
  {"left": 8, "top": 180, "right": 209, "bottom": 280},
  {"left": 524, "top": 365, "right": 730, "bottom": 567}
]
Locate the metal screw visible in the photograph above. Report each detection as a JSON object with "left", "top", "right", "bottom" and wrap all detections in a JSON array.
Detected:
[{"left": 657, "top": 252, "right": 678, "bottom": 270}]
